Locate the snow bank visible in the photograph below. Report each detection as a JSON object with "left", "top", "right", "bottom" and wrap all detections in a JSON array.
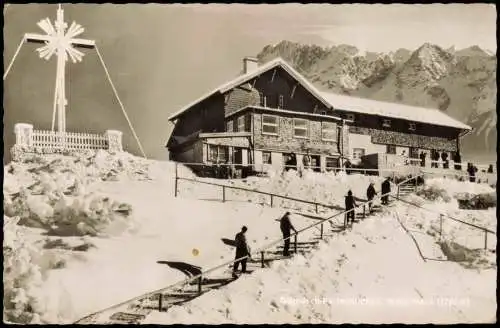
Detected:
[{"left": 179, "top": 169, "right": 389, "bottom": 213}]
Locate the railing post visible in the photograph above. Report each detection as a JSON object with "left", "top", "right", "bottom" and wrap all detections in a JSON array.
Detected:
[
  {"left": 261, "top": 251, "right": 265, "bottom": 268},
  {"left": 198, "top": 276, "right": 202, "bottom": 295},
  {"left": 315, "top": 203, "right": 318, "bottom": 214},
  {"left": 158, "top": 293, "right": 163, "bottom": 312},
  {"left": 222, "top": 185, "right": 226, "bottom": 203},
  {"left": 270, "top": 194, "right": 273, "bottom": 207},
  {"left": 363, "top": 204, "right": 366, "bottom": 218},
  {"left": 294, "top": 234, "right": 297, "bottom": 254},
  {"left": 174, "top": 162, "right": 178, "bottom": 198},
  {"left": 484, "top": 230, "right": 488, "bottom": 250},
  {"left": 320, "top": 223, "right": 324, "bottom": 239},
  {"left": 439, "top": 214, "right": 444, "bottom": 240}
]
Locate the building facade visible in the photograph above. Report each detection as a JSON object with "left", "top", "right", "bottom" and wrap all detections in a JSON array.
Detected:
[{"left": 166, "top": 57, "right": 471, "bottom": 176}]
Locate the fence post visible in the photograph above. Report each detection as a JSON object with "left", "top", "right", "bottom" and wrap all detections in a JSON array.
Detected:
[
  {"left": 261, "top": 251, "right": 265, "bottom": 268},
  {"left": 174, "top": 162, "right": 178, "bottom": 198},
  {"left": 270, "top": 194, "right": 273, "bottom": 207},
  {"left": 294, "top": 234, "right": 297, "bottom": 254},
  {"left": 198, "top": 276, "right": 202, "bottom": 295},
  {"left": 363, "top": 204, "right": 366, "bottom": 218},
  {"left": 315, "top": 203, "right": 318, "bottom": 214},
  {"left": 484, "top": 230, "right": 488, "bottom": 250},
  {"left": 158, "top": 293, "right": 163, "bottom": 312},
  {"left": 222, "top": 185, "right": 226, "bottom": 203},
  {"left": 439, "top": 214, "right": 443, "bottom": 240},
  {"left": 320, "top": 223, "right": 323, "bottom": 239}
]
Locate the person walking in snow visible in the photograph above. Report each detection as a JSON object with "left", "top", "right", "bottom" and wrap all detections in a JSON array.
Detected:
[
  {"left": 366, "top": 182, "right": 376, "bottom": 212},
  {"left": 345, "top": 190, "right": 357, "bottom": 225},
  {"left": 381, "top": 177, "right": 391, "bottom": 205},
  {"left": 232, "top": 226, "right": 251, "bottom": 277},
  {"left": 279, "top": 212, "right": 297, "bottom": 257}
]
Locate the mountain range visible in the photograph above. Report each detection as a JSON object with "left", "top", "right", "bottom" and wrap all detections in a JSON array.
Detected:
[{"left": 256, "top": 41, "right": 497, "bottom": 162}]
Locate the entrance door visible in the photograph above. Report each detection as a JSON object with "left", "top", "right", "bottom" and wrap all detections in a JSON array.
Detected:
[{"left": 310, "top": 155, "right": 321, "bottom": 172}]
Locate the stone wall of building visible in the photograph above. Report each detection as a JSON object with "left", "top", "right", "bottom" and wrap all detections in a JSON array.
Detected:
[
  {"left": 348, "top": 126, "right": 457, "bottom": 152},
  {"left": 252, "top": 112, "right": 340, "bottom": 156}
]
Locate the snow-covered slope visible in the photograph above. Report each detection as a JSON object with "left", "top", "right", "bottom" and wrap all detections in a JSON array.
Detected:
[
  {"left": 3, "top": 151, "right": 497, "bottom": 324},
  {"left": 144, "top": 204, "right": 496, "bottom": 324}
]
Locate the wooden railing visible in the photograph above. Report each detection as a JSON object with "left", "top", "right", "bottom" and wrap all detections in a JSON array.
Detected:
[
  {"left": 32, "top": 130, "right": 108, "bottom": 150},
  {"left": 391, "top": 175, "right": 495, "bottom": 251}
]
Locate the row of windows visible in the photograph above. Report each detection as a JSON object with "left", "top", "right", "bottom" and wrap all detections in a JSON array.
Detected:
[
  {"left": 261, "top": 114, "right": 337, "bottom": 141},
  {"left": 261, "top": 151, "right": 340, "bottom": 169}
]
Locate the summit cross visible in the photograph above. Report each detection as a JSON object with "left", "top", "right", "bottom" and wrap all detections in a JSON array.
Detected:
[{"left": 25, "top": 4, "right": 95, "bottom": 135}]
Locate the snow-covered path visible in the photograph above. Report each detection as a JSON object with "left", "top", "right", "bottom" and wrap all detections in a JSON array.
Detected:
[{"left": 144, "top": 205, "right": 497, "bottom": 324}]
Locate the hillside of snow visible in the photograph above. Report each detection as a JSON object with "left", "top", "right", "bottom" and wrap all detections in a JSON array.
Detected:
[
  {"left": 144, "top": 203, "right": 496, "bottom": 324},
  {"left": 3, "top": 151, "right": 497, "bottom": 324}
]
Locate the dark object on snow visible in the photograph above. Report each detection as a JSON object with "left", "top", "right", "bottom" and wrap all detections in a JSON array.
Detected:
[
  {"left": 279, "top": 212, "right": 297, "bottom": 256},
  {"left": 487, "top": 164, "right": 494, "bottom": 173},
  {"left": 157, "top": 261, "right": 202, "bottom": 278},
  {"left": 233, "top": 226, "right": 251, "bottom": 276}
]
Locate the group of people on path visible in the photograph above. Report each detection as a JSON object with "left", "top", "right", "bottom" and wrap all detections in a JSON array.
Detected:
[
  {"left": 344, "top": 177, "right": 391, "bottom": 225},
  {"left": 232, "top": 212, "right": 297, "bottom": 278},
  {"left": 232, "top": 177, "right": 393, "bottom": 277}
]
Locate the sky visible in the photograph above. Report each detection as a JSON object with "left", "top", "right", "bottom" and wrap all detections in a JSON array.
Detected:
[{"left": 3, "top": 3, "right": 497, "bottom": 162}]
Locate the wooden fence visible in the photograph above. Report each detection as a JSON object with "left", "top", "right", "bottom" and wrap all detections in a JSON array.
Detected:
[{"left": 32, "top": 130, "right": 108, "bottom": 150}]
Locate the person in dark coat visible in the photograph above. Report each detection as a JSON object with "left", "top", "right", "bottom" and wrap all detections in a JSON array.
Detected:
[
  {"left": 381, "top": 177, "right": 391, "bottom": 204},
  {"left": 419, "top": 152, "right": 426, "bottom": 167},
  {"left": 279, "top": 212, "right": 297, "bottom": 256},
  {"left": 366, "top": 182, "right": 376, "bottom": 212},
  {"left": 453, "top": 152, "right": 462, "bottom": 170},
  {"left": 431, "top": 150, "right": 439, "bottom": 168},
  {"left": 467, "top": 163, "right": 476, "bottom": 183},
  {"left": 232, "top": 226, "right": 251, "bottom": 277},
  {"left": 441, "top": 152, "right": 449, "bottom": 169},
  {"left": 345, "top": 190, "right": 357, "bottom": 224},
  {"left": 487, "top": 164, "right": 494, "bottom": 173}
]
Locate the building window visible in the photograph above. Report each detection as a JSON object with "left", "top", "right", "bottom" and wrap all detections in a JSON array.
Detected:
[
  {"left": 278, "top": 94, "right": 284, "bottom": 109},
  {"left": 293, "top": 118, "right": 308, "bottom": 138},
  {"left": 321, "top": 111, "right": 326, "bottom": 115},
  {"left": 326, "top": 157, "right": 339, "bottom": 171},
  {"left": 208, "top": 145, "right": 228, "bottom": 163},
  {"left": 209, "top": 145, "right": 218, "bottom": 162},
  {"left": 409, "top": 147, "right": 419, "bottom": 159},
  {"left": 226, "top": 120, "right": 233, "bottom": 132},
  {"left": 321, "top": 121, "right": 336, "bottom": 141},
  {"left": 262, "top": 114, "right": 278, "bottom": 135},
  {"left": 262, "top": 151, "right": 271, "bottom": 164},
  {"left": 382, "top": 119, "right": 391, "bottom": 128},
  {"left": 237, "top": 115, "right": 246, "bottom": 132},
  {"left": 387, "top": 145, "right": 396, "bottom": 154},
  {"left": 352, "top": 148, "right": 365, "bottom": 161},
  {"left": 259, "top": 92, "right": 267, "bottom": 107},
  {"left": 346, "top": 113, "right": 355, "bottom": 121},
  {"left": 409, "top": 122, "right": 416, "bottom": 131}
]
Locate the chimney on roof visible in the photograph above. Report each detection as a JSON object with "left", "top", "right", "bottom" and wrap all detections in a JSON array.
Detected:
[{"left": 243, "top": 57, "right": 259, "bottom": 74}]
